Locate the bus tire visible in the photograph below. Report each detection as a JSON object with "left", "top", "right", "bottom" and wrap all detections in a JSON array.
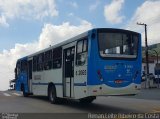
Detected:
[
  {"left": 48, "top": 85, "right": 58, "bottom": 104},
  {"left": 79, "top": 96, "right": 96, "bottom": 103}
]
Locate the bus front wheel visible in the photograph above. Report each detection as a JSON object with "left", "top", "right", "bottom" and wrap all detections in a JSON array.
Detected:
[{"left": 48, "top": 85, "right": 58, "bottom": 104}]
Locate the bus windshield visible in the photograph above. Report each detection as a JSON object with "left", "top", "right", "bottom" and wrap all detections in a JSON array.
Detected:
[{"left": 98, "top": 32, "right": 138, "bottom": 59}]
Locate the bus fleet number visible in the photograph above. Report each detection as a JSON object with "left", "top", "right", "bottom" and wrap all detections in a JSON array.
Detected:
[{"left": 76, "top": 70, "right": 86, "bottom": 75}]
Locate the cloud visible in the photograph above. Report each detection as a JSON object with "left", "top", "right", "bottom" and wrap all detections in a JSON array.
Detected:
[
  {"left": 104, "top": 0, "right": 125, "bottom": 24},
  {"left": 89, "top": 0, "right": 100, "bottom": 11},
  {"left": 38, "top": 20, "right": 92, "bottom": 49},
  {"left": 126, "top": 1, "right": 160, "bottom": 46},
  {"left": 69, "top": 2, "right": 78, "bottom": 8},
  {"left": 0, "top": 0, "right": 58, "bottom": 26},
  {"left": 0, "top": 43, "right": 38, "bottom": 91},
  {"left": 0, "top": 20, "right": 93, "bottom": 91},
  {"left": 68, "top": 13, "right": 74, "bottom": 17},
  {"left": 0, "top": 15, "right": 9, "bottom": 27}
]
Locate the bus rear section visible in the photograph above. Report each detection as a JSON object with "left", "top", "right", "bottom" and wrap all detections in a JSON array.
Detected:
[{"left": 87, "top": 29, "right": 141, "bottom": 97}]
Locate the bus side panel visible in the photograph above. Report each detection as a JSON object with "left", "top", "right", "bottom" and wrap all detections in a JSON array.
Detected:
[
  {"left": 74, "top": 66, "right": 88, "bottom": 99},
  {"left": 32, "top": 71, "right": 46, "bottom": 96},
  {"left": 32, "top": 69, "right": 63, "bottom": 97},
  {"left": 72, "top": 34, "right": 89, "bottom": 99},
  {"left": 45, "top": 69, "right": 63, "bottom": 97}
]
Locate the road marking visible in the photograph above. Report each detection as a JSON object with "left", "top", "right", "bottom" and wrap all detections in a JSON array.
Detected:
[
  {"left": 12, "top": 93, "right": 21, "bottom": 96},
  {"left": 3, "top": 93, "right": 11, "bottom": 96},
  {"left": 152, "top": 108, "right": 160, "bottom": 113}
]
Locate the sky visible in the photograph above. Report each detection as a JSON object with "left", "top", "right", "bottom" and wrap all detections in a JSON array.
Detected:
[{"left": 0, "top": 0, "right": 160, "bottom": 90}]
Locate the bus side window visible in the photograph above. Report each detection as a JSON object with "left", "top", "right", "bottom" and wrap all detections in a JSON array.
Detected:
[
  {"left": 44, "top": 50, "right": 52, "bottom": 70},
  {"left": 33, "top": 56, "right": 37, "bottom": 72},
  {"left": 37, "top": 53, "right": 44, "bottom": 71},
  {"left": 53, "top": 47, "right": 62, "bottom": 69},
  {"left": 76, "top": 38, "right": 88, "bottom": 66}
]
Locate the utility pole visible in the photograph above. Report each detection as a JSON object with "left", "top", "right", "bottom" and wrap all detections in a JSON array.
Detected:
[{"left": 137, "top": 22, "right": 149, "bottom": 88}]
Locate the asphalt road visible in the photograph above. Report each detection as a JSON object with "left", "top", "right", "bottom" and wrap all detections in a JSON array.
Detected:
[
  {"left": 0, "top": 90, "right": 160, "bottom": 113},
  {"left": 0, "top": 90, "right": 160, "bottom": 114}
]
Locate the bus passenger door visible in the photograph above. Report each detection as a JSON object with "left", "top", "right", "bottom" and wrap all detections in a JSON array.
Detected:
[
  {"left": 28, "top": 60, "right": 33, "bottom": 93},
  {"left": 63, "top": 47, "right": 75, "bottom": 97}
]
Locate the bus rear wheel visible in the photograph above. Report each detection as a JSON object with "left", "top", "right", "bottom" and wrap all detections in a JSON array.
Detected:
[
  {"left": 79, "top": 96, "right": 96, "bottom": 103},
  {"left": 48, "top": 85, "right": 58, "bottom": 104},
  {"left": 21, "top": 85, "right": 28, "bottom": 97}
]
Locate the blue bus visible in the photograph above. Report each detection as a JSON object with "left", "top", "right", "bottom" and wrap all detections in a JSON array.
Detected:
[{"left": 15, "top": 28, "right": 141, "bottom": 104}]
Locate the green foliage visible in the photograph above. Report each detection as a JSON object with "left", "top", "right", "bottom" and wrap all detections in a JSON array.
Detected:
[{"left": 142, "top": 43, "right": 160, "bottom": 57}]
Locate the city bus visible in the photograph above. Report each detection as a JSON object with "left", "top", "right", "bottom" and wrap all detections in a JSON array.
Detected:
[{"left": 15, "top": 28, "right": 141, "bottom": 104}]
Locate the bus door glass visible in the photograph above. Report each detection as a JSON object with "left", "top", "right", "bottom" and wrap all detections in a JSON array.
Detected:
[{"left": 63, "top": 46, "right": 75, "bottom": 97}]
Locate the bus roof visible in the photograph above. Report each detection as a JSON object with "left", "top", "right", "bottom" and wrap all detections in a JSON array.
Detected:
[{"left": 17, "top": 28, "right": 140, "bottom": 61}]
